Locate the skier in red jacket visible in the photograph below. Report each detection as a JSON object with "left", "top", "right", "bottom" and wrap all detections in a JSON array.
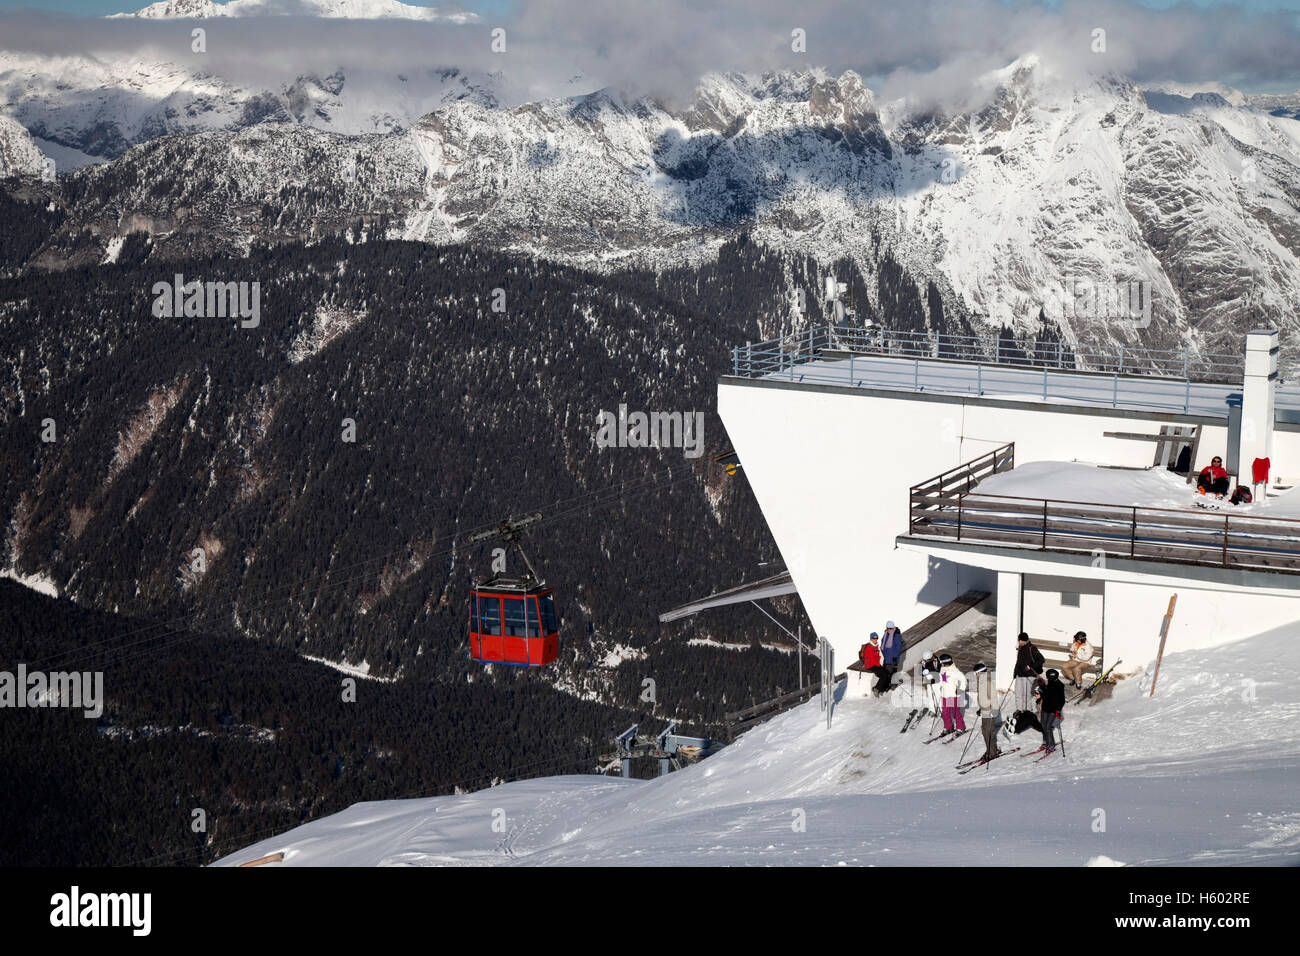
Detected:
[{"left": 1197, "top": 456, "right": 1229, "bottom": 497}]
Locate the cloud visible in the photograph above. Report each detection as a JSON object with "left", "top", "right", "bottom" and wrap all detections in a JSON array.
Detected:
[{"left": 0, "top": 0, "right": 1297, "bottom": 113}]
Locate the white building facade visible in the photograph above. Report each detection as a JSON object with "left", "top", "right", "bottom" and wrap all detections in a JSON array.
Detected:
[{"left": 718, "top": 330, "right": 1300, "bottom": 688}]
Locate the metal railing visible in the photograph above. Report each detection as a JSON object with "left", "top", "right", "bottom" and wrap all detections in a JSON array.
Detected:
[
  {"left": 908, "top": 451, "right": 1300, "bottom": 574},
  {"left": 732, "top": 324, "right": 1249, "bottom": 382},
  {"left": 729, "top": 324, "right": 1300, "bottom": 415}
]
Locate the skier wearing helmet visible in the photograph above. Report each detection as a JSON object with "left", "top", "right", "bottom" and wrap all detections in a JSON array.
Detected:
[
  {"left": 936, "top": 653, "right": 968, "bottom": 734},
  {"left": 1036, "top": 668, "right": 1066, "bottom": 754}
]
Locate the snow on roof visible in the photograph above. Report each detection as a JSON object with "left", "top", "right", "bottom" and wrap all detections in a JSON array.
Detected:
[
  {"left": 971, "top": 460, "right": 1300, "bottom": 515},
  {"left": 973, "top": 460, "right": 1207, "bottom": 510}
]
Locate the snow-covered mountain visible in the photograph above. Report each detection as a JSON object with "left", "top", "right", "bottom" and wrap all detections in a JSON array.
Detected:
[
  {"left": 0, "top": 114, "right": 47, "bottom": 179},
  {"left": 0, "top": 52, "right": 497, "bottom": 160},
  {"left": 112, "top": 0, "right": 476, "bottom": 21},
  {"left": 215, "top": 616, "right": 1300, "bottom": 866},
  {"left": 14, "top": 59, "right": 1300, "bottom": 358}
]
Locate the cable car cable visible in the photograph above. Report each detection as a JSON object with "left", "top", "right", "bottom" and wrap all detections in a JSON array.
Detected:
[{"left": 37, "top": 463, "right": 703, "bottom": 672}]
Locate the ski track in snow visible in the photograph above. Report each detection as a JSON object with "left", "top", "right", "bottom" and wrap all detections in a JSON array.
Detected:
[{"left": 217, "top": 619, "right": 1300, "bottom": 866}]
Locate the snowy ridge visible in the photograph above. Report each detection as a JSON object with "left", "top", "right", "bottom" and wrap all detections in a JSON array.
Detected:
[
  {"left": 216, "top": 620, "right": 1300, "bottom": 866},
  {"left": 0, "top": 114, "right": 48, "bottom": 179},
  {"left": 8, "top": 58, "right": 1296, "bottom": 359}
]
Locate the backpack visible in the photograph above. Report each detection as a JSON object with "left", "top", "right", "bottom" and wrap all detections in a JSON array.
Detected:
[
  {"left": 1231, "top": 486, "right": 1253, "bottom": 505},
  {"left": 859, "top": 644, "right": 870, "bottom": 666},
  {"left": 1010, "top": 710, "right": 1043, "bottom": 735},
  {"left": 1029, "top": 645, "right": 1045, "bottom": 674}
]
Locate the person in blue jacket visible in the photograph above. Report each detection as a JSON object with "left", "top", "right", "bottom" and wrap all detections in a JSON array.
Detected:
[{"left": 881, "top": 620, "right": 904, "bottom": 669}]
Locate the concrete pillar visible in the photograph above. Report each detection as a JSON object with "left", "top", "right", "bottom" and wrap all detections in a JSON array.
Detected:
[
  {"left": 1239, "top": 330, "right": 1278, "bottom": 487},
  {"left": 995, "top": 571, "right": 1022, "bottom": 691}
]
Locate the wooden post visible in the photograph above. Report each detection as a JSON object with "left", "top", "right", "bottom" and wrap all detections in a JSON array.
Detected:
[
  {"left": 237, "top": 852, "right": 285, "bottom": 868},
  {"left": 1148, "top": 594, "right": 1178, "bottom": 698}
]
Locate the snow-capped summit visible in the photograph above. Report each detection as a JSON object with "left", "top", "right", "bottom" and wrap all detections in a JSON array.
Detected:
[{"left": 112, "top": 0, "right": 476, "bottom": 21}]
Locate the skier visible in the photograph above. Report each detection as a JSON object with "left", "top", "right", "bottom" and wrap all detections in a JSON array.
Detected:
[
  {"left": 1196, "top": 456, "right": 1230, "bottom": 497},
  {"left": 881, "top": 620, "right": 904, "bottom": 669},
  {"left": 1059, "top": 631, "right": 1092, "bottom": 688},
  {"left": 919, "top": 650, "right": 943, "bottom": 716},
  {"left": 972, "top": 661, "right": 1000, "bottom": 762},
  {"left": 1013, "top": 632, "right": 1044, "bottom": 713},
  {"left": 936, "top": 653, "right": 967, "bottom": 733},
  {"left": 1037, "top": 669, "right": 1066, "bottom": 754},
  {"left": 861, "top": 633, "right": 893, "bottom": 697}
]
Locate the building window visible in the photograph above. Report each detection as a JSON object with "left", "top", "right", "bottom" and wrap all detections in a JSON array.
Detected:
[{"left": 1061, "top": 592, "right": 1080, "bottom": 607}]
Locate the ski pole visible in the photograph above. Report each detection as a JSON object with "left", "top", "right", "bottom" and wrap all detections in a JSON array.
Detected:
[
  {"left": 993, "top": 684, "right": 1014, "bottom": 741},
  {"left": 958, "top": 715, "right": 977, "bottom": 764}
]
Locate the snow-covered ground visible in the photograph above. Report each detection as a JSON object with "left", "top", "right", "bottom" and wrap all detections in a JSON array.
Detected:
[
  {"left": 216, "top": 618, "right": 1300, "bottom": 866},
  {"left": 300, "top": 654, "right": 395, "bottom": 682},
  {"left": 976, "top": 461, "right": 1241, "bottom": 509},
  {"left": 0, "top": 567, "right": 59, "bottom": 598}
]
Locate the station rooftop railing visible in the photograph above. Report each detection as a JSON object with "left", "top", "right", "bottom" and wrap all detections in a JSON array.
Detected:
[{"left": 729, "top": 325, "right": 1300, "bottom": 417}]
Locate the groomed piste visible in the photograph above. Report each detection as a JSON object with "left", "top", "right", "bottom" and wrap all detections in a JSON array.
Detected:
[{"left": 216, "top": 619, "right": 1300, "bottom": 867}]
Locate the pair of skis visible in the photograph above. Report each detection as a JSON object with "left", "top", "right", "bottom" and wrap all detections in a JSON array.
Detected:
[
  {"left": 923, "top": 728, "right": 968, "bottom": 745},
  {"left": 1020, "top": 742, "right": 1062, "bottom": 761},
  {"left": 1070, "top": 658, "right": 1122, "bottom": 704},
  {"left": 901, "top": 708, "right": 933, "bottom": 733},
  {"left": 956, "top": 747, "right": 1020, "bottom": 773}
]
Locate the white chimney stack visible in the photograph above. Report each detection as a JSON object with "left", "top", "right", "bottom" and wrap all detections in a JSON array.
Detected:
[{"left": 1239, "top": 329, "right": 1278, "bottom": 486}]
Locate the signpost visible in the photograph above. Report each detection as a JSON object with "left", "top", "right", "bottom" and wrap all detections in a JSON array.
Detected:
[{"left": 1149, "top": 594, "right": 1178, "bottom": 698}]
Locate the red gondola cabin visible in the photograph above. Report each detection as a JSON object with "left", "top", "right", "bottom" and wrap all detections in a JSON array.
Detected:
[{"left": 469, "top": 577, "right": 559, "bottom": 667}]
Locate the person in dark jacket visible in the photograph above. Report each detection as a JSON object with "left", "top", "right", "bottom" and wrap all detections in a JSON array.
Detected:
[
  {"left": 1197, "top": 456, "right": 1230, "bottom": 497},
  {"left": 1037, "top": 669, "right": 1066, "bottom": 754},
  {"left": 1013, "top": 632, "right": 1044, "bottom": 713},
  {"left": 862, "top": 633, "right": 893, "bottom": 697},
  {"left": 881, "top": 621, "right": 904, "bottom": 669}
]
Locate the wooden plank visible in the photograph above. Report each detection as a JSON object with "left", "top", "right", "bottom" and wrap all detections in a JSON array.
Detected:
[
  {"left": 724, "top": 684, "right": 819, "bottom": 723},
  {"left": 909, "top": 524, "right": 1041, "bottom": 548},
  {"left": 1225, "top": 532, "right": 1300, "bottom": 551},
  {"left": 1186, "top": 426, "right": 1203, "bottom": 485},
  {"left": 1225, "top": 551, "right": 1300, "bottom": 572},
  {"left": 900, "top": 590, "right": 991, "bottom": 647},
  {"left": 1104, "top": 431, "right": 1197, "bottom": 443}
]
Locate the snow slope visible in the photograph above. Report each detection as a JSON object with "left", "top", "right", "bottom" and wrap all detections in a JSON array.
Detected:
[
  {"left": 216, "top": 618, "right": 1300, "bottom": 866},
  {"left": 0, "top": 113, "right": 48, "bottom": 179}
]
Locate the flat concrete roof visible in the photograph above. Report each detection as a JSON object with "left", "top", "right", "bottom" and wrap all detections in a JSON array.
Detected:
[{"left": 745, "top": 353, "right": 1300, "bottom": 421}]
